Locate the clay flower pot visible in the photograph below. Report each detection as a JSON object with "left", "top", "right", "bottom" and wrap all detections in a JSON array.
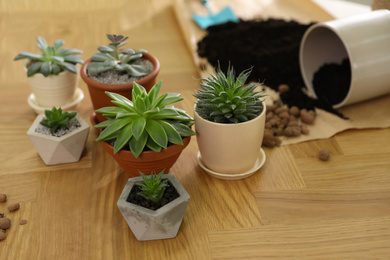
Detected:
[
  {"left": 27, "top": 114, "right": 90, "bottom": 165},
  {"left": 101, "top": 136, "right": 191, "bottom": 177},
  {"left": 195, "top": 106, "right": 266, "bottom": 180},
  {"left": 117, "top": 174, "right": 190, "bottom": 241},
  {"left": 80, "top": 53, "right": 160, "bottom": 123},
  {"left": 26, "top": 65, "right": 80, "bottom": 108}
]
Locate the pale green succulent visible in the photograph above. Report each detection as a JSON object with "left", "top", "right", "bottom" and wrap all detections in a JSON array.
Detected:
[
  {"left": 86, "top": 34, "right": 149, "bottom": 77},
  {"left": 40, "top": 107, "right": 77, "bottom": 134},
  {"left": 194, "top": 65, "right": 265, "bottom": 123},
  {"left": 94, "top": 81, "right": 196, "bottom": 158},
  {"left": 14, "top": 36, "right": 84, "bottom": 77},
  {"left": 135, "top": 170, "right": 168, "bottom": 203}
]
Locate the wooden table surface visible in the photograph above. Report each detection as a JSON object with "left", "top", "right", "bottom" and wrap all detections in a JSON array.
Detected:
[{"left": 1, "top": 0, "right": 389, "bottom": 259}]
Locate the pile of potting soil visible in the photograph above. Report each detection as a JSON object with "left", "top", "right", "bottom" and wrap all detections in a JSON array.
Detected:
[{"left": 197, "top": 19, "right": 347, "bottom": 118}]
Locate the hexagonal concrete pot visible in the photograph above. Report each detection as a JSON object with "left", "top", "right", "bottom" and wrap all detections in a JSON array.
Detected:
[
  {"left": 27, "top": 113, "right": 90, "bottom": 165},
  {"left": 117, "top": 174, "right": 190, "bottom": 241}
]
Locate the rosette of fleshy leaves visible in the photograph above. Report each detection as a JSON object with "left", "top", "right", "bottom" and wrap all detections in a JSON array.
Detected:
[
  {"left": 86, "top": 34, "right": 150, "bottom": 77},
  {"left": 194, "top": 64, "right": 265, "bottom": 123},
  {"left": 40, "top": 107, "right": 77, "bottom": 134},
  {"left": 94, "top": 81, "right": 196, "bottom": 158},
  {"left": 135, "top": 170, "right": 168, "bottom": 203},
  {"left": 14, "top": 36, "right": 83, "bottom": 77}
]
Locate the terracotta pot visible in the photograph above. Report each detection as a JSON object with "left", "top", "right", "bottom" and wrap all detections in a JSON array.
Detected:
[
  {"left": 27, "top": 114, "right": 90, "bottom": 165},
  {"left": 80, "top": 53, "right": 160, "bottom": 123},
  {"left": 101, "top": 136, "right": 191, "bottom": 177},
  {"left": 117, "top": 174, "right": 190, "bottom": 241}
]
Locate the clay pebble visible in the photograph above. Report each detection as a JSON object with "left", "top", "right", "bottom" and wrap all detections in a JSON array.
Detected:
[
  {"left": 0, "top": 230, "right": 5, "bottom": 241},
  {"left": 20, "top": 219, "right": 27, "bottom": 225},
  {"left": 8, "top": 203, "right": 20, "bottom": 212},
  {"left": 0, "top": 218, "right": 11, "bottom": 230},
  {"left": 0, "top": 194, "right": 6, "bottom": 203},
  {"left": 318, "top": 148, "right": 331, "bottom": 161}
]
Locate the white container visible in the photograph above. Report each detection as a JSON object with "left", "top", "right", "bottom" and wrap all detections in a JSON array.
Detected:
[
  {"left": 195, "top": 105, "right": 266, "bottom": 177},
  {"left": 299, "top": 10, "right": 390, "bottom": 108}
]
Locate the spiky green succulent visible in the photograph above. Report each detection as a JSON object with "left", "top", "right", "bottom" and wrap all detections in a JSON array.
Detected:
[
  {"left": 14, "top": 36, "right": 83, "bottom": 77},
  {"left": 135, "top": 170, "right": 168, "bottom": 203},
  {"left": 86, "top": 34, "right": 149, "bottom": 77},
  {"left": 40, "top": 107, "right": 77, "bottom": 134},
  {"left": 94, "top": 81, "right": 196, "bottom": 158},
  {"left": 194, "top": 65, "right": 265, "bottom": 123}
]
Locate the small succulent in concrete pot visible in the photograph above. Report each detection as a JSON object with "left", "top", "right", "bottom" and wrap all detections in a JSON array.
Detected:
[
  {"left": 117, "top": 170, "right": 190, "bottom": 241},
  {"left": 27, "top": 107, "right": 90, "bottom": 165},
  {"left": 14, "top": 36, "right": 84, "bottom": 108}
]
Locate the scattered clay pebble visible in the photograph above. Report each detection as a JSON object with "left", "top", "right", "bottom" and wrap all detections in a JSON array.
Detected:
[
  {"left": 19, "top": 219, "right": 27, "bottom": 225},
  {"left": 7, "top": 203, "right": 20, "bottom": 212},
  {"left": 0, "top": 194, "right": 6, "bottom": 203},
  {"left": 318, "top": 148, "right": 331, "bottom": 161},
  {"left": 0, "top": 218, "right": 11, "bottom": 230},
  {"left": 301, "top": 109, "right": 316, "bottom": 124},
  {"left": 0, "top": 230, "right": 5, "bottom": 241},
  {"left": 278, "top": 84, "right": 290, "bottom": 93}
]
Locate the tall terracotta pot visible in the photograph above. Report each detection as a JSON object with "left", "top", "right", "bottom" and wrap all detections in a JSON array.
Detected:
[
  {"left": 101, "top": 136, "right": 191, "bottom": 177},
  {"left": 80, "top": 52, "right": 160, "bottom": 123}
]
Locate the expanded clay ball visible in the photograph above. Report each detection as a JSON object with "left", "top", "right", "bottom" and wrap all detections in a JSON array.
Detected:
[
  {"left": 278, "top": 84, "right": 290, "bottom": 93},
  {"left": 318, "top": 148, "right": 331, "bottom": 161},
  {"left": 300, "top": 109, "right": 316, "bottom": 124},
  {"left": 0, "top": 218, "right": 11, "bottom": 230},
  {"left": 7, "top": 203, "right": 20, "bottom": 212},
  {"left": 0, "top": 194, "right": 6, "bottom": 203},
  {"left": 0, "top": 230, "right": 5, "bottom": 241}
]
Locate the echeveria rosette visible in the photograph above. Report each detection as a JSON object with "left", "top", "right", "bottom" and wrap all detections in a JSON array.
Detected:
[
  {"left": 194, "top": 65, "right": 265, "bottom": 123},
  {"left": 14, "top": 36, "right": 83, "bottom": 77},
  {"left": 94, "top": 81, "right": 196, "bottom": 158},
  {"left": 86, "top": 34, "right": 149, "bottom": 77},
  {"left": 40, "top": 107, "right": 77, "bottom": 134},
  {"left": 136, "top": 170, "right": 168, "bottom": 203}
]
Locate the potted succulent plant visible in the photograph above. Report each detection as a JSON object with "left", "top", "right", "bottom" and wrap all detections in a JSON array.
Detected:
[
  {"left": 117, "top": 170, "right": 190, "bottom": 241},
  {"left": 27, "top": 107, "right": 90, "bottom": 165},
  {"left": 14, "top": 36, "right": 84, "bottom": 110},
  {"left": 80, "top": 34, "right": 160, "bottom": 123},
  {"left": 94, "top": 80, "right": 195, "bottom": 177},
  {"left": 193, "top": 65, "right": 267, "bottom": 180}
]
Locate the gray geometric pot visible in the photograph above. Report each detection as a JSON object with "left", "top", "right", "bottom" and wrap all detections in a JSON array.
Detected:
[
  {"left": 117, "top": 174, "right": 190, "bottom": 241},
  {"left": 27, "top": 113, "right": 90, "bottom": 165}
]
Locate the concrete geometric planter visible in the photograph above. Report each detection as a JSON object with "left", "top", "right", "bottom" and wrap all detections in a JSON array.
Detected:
[
  {"left": 117, "top": 174, "right": 190, "bottom": 241},
  {"left": 27, "top": 113, "right": 90, "bottom": 165}
]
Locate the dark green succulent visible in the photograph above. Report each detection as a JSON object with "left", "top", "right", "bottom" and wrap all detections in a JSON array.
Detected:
[
  {"left": 194, "top": 65, "right": 265, "bottom": 123},
  {"left": 94, "top": 81, "right": 196, "bottom": 158},
  {"left": 40, "top": 107, "right": 77, "bottom": 134},
  {"left": 86, "top": 34, "right": 149, "bottom": 77},
  {"left": 135, "top": 170, "right": 168, "bottom": 203},
  {"left": 14, "top": 36, "right": 83, "bottom": 77}
]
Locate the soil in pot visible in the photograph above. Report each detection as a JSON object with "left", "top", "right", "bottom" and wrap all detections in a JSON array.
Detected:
[
  {"left": 312, "top": 58, "right": 351, "bottom": 106},
  {"left": 87, "top": 59, "right": 154, "bottom": 84},
  {"left": 197, "top": 19, "right": 347, "bottom": 118},
  {"left": 34, "top": 118, "right": 81, "bottom": 137},
  {"left": 126, "top": 181, "right": 180, "bottom": 210}
]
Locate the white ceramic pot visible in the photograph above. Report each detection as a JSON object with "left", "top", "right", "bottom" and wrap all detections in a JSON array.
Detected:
[
  {"left": 194, "top": 105, "right": 266, "bottom": 176},
  {"left": 27, "top": 113, "right": 90, "bottom": 165},
  {"left": 27, "top": 67, "right": 79, "bottom": 107},
  {"left": 117, "top": 174, "right": 190, "bottom": 241},
  {"left": 300, "top": 10, "right": 390, "bottom": 108}
]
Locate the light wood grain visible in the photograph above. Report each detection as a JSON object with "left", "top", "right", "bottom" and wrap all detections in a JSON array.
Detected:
[{"left": 1, "top": 0, "right": 389, "bottom": 259}]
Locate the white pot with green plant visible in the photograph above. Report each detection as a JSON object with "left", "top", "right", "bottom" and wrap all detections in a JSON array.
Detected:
[
  {"left": 117, "top": 170, "right": 190, "bottom": 241},
  {"left": 27, "top": 107, "right": 90, "bottom": 165},
  {"left": 94, "top": 80, "right": 196, "bottom": 177},
  {"left": 80, "top": 34, "right": 160, "bottom": 123},
  {"left": 14, "top": 36, "right": 84, "bottom": 112},
  {"left": 193, "top": 65, "right": 267, "bottom": 180}
]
